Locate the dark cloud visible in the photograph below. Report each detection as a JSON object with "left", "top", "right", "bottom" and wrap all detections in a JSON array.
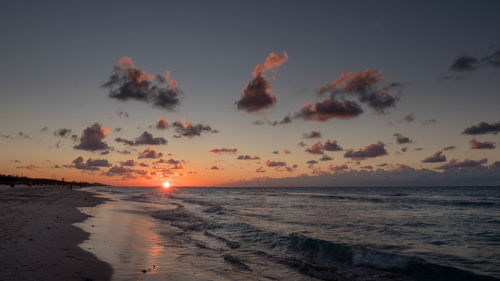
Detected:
[
  {"left": 156, "top": 117, "right": 169, "bottom": 130},
  {"left": 172, "top": 121, "right": 218, "bottom": 138},
  {"left": 421, "top": 119, "right": 437, "bottom": 126},
  {"left": 100, "top": 150, "right": 110, "bottom": 155},
  {"left": 323, "top": 140, "right": 343, "bottom": 151},
  {"left": 344, "top": 141, "right": 387, "bottom": 160},
  {"left": 450, "top": 55, "right": 479, "bottom": 71},
  {"left": 210, "top": 165, "right": 222, "bottom": 170},
  {"left": 104, "top": 165, "right": 147, "bottom": 177},
  {"left": 481, "top": 49, "right": 500, "bottom": 67},
  {"left": 305, "top": 140, "right": 343, "bottom": 154},
  {"left": 116, "top": 111, "right": 129, "bottom": 118},
  {"left": 462, "top": 121, "right": 500, "bottom": 135},
  {"left": 18, "top": 132, "right": 31, "bottom": 139},
  {"left": 103, "top": 57, "right": 181, "bottom": 111},
  {"left": 138, "top": 147, "right": 163, "bottom": 159},
  {"left": 443, "top": 146, "right": 456, "bottom": 151},
  {"left": 315, "top": 69, "right": 400, "bottom": 114},
  {"left": 403, "top": 113, "right": 415, "bottom": 122},
  {"left": 422, "top": 151, "right": 447, "bottom": 163},
  {"left": 264, "top": 116, "right": 293, "bottom": 126},
  {"left": 492, "top": 161, "right": 500, "bottom": 168},
  {"left": 121, "top": 159, "right": 136, "bottom": 167},
  {"left": 319, "top": 154, "right": 333, "bottom": 161},
  {"left": 307, "top": 160, "right": 318, "bottom": 168},
  {"left": 236, "top": 52, "right": 288, "bottom": 113},
  {"left": 256, "top": 166, "right": 266, "bottom": 173},
  {"left": 470, "top": 139, "right": 496, "bottom": 149},
  {"left": 272, "top": 150, "right": 279, "bottom": 155},
  {"left": 74, "top": 123, "right": 110, "bottom": 151},
  {"left": 67, "top": 156, "right": 111, "bottom": 171},
  {"left": 40, "top": 126, "right": 48, "bottom": 132},
  {"left": 436, "top": 158, "right": 487, "bottom": 170},
  {"left": 0, "top": 135, "right": 11, "bottom": 139},
  {"left": 54, "top": 128, "right": 72, "bottom": 138},
  {"left": 360, "top": 165, "right": 373, "bottom": 170},
  {"left": 401, "top": 147, "right": 408, "bottom": 152},
  {"left": 265, "top": 160, "right": 287, "bottom": 167},
  {"left": 237, "top": 155, "right": 261, "bottom": 160},
  {"left": 115, "top": 131, "right": 167, "bottom": 146},
  {"left": 296, "top": 98, "right": 363, "bottom": 121},
  {"left": 302, "top": 131, "right": 322, "bottom": 139},
  {"left": 209, "top": 148, "right": 237, "bottom": 155},
  {"left": 393, "top": 133, "right": 413, "bottom": 144},
  {"left": 328, "top": 164, "right": 349, "bottom": 173}
]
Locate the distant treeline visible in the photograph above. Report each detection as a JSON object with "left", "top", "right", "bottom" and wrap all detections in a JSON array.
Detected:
[{"left": 0, "top": 174, "right": 107, "bottom": 187}]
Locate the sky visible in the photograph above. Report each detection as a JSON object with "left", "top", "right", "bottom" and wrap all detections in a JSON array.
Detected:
[{"left": 0, "top": 0, "right": 499, "bottom": 187}]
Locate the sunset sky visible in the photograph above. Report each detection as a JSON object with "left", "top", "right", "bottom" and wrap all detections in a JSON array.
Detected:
[{"left": 1, "top": 0, "right": 499, "bottom": 186}]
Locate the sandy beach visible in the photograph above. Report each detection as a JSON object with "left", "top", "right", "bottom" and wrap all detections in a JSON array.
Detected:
[{"left": 0, "top": 186, "right": 112, "bottom": 281}]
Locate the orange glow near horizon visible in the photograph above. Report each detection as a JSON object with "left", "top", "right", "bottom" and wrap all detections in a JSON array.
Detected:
[{"left": 162, "top": 181, "right": 170, "bottom": 189}]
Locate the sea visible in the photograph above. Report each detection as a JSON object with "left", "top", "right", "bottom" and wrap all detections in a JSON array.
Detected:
[{"left": 78, "top": 186, "right": 500, "bottom": 281}]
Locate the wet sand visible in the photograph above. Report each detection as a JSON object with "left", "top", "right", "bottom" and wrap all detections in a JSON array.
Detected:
[{"left": 0, "top": 186, "right": 112, "bottom": 281}]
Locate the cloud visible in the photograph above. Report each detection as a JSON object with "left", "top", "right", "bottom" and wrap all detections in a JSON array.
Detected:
[
  {"left": 255, "top": 116, "right": 293, "bottom": 126},
  {"left": 265, "top": 160, "right": 287, "bottom": 167},
  {"left": 209, "top": 165, "right": 222, "bottom": 170},
  {"left": 393, "top": 133, "right": 412, "bottom": 144},
  {"left": 450, "top": 55, "right": 479, "bottom": 71},
  {"left": 209, "top": 148, "right": 238, "bottom": 155},
  {"left": 302, "top": 131, "right": 322, "bottom": 139},
  {"left": 272, "top": 150, "right": 279, "bottom": 155},
  {"left": 121, "top": 159, "right": 136, "bottom": 166},
  {"left": 403, "top": 113, "right": 415, "bottom": 122},
  {"left": 344, "top": 141, "right": 388, "bottom": 159},
  {"left": 172, "top": 120, "right": 218, "bottom": 138},
  {"left": 296, "top": 98, "right": 363, "bottom": 121},
  {"left": 222, "top": 164, "right": 500, "bottom": 187},
  {"left": 315, "top": 69, "right": 400, "bottom": 114},
  {"left": 319, "top": 154, "right": 333, "bottom": 161},
  {"left": 236, "top": 52, "right": 288, "bottom": 113},
  {"left": 115, "top": 131, "right": 167, "bottom": 146},
  {"left": 282, "top": 149, "right": 291, "bottom": 154},
  {"left": 138, "top": 147, "right": 163, "bottom": 159},
  {"left": 256, "top": 166, "right": 266, "bottom": 173},
  {"left": 156, "top": 117, "right": 169, "bottom": 130},
  {"left": 116, "top": 111, "right": 129, "bottom": 118},
  {"left": 323, "top": 140, "right": 343, "bottom": 151},
  {"left": 305, "top": 139, "right": 343, "bottom": 154},
  {"left": 436, "top": 158, "right": 487, "bottom": 170},
  {"left": 103, "top": 57, "right": 181, "bottom": 110},
  {"left": 298, "top": 141, "right": 306, "bottom": 147},
  {"left": 307, "top": 160, "right": 318, "bottom": 168},
  {"left": 67, "top": 156, "right": 111, "bottom": 171},
  {"left": 237, "top": 155, "right": 260, "bottom": 160},
  {"left": 492, "top": 161, "right": 500, "bottom": 168},
  {"left": 443, "top": 146, "right": 456, "bottom": 151},
  {"left": 470, "top": 139, "right": 496, "bottom": 149},
  {"left": 481, "top": 49, "right": 500, "bottom": 67},
  {"left": 422, "top": 151, "right": 447, "bottom": 163},
  {"left": 462, "top": 121, "right": 500, "bottom": 135},
  {"left": 16, "top": 164, "right": 38, "bottom": 169},
  {"left": 74, "top": 123, "right": 110, "bottom": 151},
  {"left": 305, "top": 141, "right": 324, "bottom": 155},
  {"left": 54, "top": 128, "right": 72, "bottom": 137},
  {"left": 421, "top": 119, "right": 437, "bottom": 126},
  {"left": 328, "top": 164, "right": 349, "bottom": 173},
  {"left": 104, "top": 165, "right": 147, "bottom": 177},
  {"left": 41, "top": 126, "right": 48, "bottom": 132}
]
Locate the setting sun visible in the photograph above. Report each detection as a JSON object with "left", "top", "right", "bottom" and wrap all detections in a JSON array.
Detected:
[{"left": 162, "top": 182, "right": 170, "bottom": 189}]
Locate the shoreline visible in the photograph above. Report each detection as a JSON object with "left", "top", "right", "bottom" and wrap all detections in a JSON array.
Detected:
[{"left": 0, "top": 186, "right": 113, "bottom": 281}]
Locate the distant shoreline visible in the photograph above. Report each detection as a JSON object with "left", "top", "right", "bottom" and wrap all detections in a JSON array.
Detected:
[{"left": 0, "top": 186, "right": 113, "bottom": 281}]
